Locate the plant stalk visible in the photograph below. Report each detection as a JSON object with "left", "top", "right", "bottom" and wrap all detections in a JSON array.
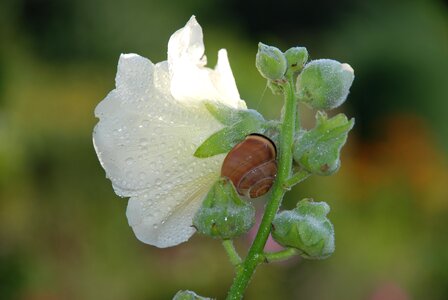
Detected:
[{"left": 226, "top": 80, "right": 298, "bottom": 299}]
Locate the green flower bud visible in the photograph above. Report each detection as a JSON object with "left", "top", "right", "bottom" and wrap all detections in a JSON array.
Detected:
[
  {"left": 193, "top": 178, "right": 255, "bottom": 240},
  {"left": 256, "top": 42, "right": 287, "bottom": 80},
  {"left": 272, "top": 199, "right": 335, "bottom": 259},
  {"left": 296, "top": 59, "right": 354, "bottom": 110},
  {"left": 173, "top": 290, "right": 211, "bottom": 300},
  {"left": 284, "top": 47, "right": 308, "bottom": 76},
  {"left": 293, "top": 111, "right": 354, "bottom": 176}
]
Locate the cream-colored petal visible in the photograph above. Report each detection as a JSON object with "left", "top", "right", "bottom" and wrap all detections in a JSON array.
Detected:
[
  {"left": 94, "top": 54, "right": 223, "bottom": 196},
  {"left": 93, "top": 53, "right": 226, "bottom": 247},
  {"left": 126, "top": 158, "right": 223, "bottom": 248},
  {"left": 167, "top": 16, "right": 244, "bottom": 108},
  {"left": 168, "top": 16, "right": 206, "bottom": 69},
  {"left": 214, "top": 49, "right": 246, "bottom": 109}
]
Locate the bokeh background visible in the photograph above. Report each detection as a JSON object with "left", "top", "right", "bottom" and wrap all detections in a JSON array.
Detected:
[{"left": 1, "top": 0, "right": 447, "bottom": 299}]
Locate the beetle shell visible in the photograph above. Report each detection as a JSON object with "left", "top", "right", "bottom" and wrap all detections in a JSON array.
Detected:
[{"left": 221, "top": 134, "right": 277, "bottom": 198}]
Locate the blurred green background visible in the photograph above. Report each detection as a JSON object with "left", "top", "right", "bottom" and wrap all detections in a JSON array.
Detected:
[{"left": 1, "top": 0, "right": 447, "bottom": 299}]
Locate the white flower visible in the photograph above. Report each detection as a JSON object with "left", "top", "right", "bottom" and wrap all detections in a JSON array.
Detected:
[{"left": 93, "top": 16, "right": 246, "bottom": 248}]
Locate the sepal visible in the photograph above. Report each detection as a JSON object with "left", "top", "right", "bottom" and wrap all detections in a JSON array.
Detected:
[
  {"left": 194, "top": 102, "right": 266, "bottom": 158},
  {"left": 193, "top": 178, "right": 255, "bottom": 239},
  {"left": 293, "top": 112, "right": 354, "bottom": 176},
  {"left": 271, "top": 199, "right": 335, "bottom": 259}
]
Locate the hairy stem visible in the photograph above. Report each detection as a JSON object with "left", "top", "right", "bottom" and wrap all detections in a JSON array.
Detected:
[
  {"left": 222, "top": 240, "right": 242, "bottom": 267},
  {"left": 264, "top": 248, "right": 300, "bottom": 263},
  {"left": 226, "top": 80, "right": 298, "bottom": 300},
  {"left": 283, "top": 169, "right": 310, "bottom": 189}
]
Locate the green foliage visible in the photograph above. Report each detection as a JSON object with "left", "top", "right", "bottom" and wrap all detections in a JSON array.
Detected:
[
  {"left": 193, "top": 178, "right": 255, "bottom": 240},
  {"left": 194, "top": 102, "right": 266, "bottom": 158},
  {"left": 272, "top": 199, "right": 335, "bottom": 259},
  {"left": 296, "top": 59, "right": 354, "bottom": 110},
  {"left": 293, "top": 112, "right": 354, "bottom": 176}
]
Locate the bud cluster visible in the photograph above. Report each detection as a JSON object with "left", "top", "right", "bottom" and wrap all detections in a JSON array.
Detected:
[{"left": 256, "top": 43, "right": 354, "bottom": 110}]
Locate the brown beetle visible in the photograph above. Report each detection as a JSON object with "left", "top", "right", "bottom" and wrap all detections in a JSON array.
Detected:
[{"left": 221, "top": 134, "right": 277, "bottom": 198}]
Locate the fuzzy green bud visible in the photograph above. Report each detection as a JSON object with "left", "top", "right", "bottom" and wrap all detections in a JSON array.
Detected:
[
  {"left": 256, "top": 42, "right": 287, "bottom": 80},
  {"left": 193, "top": 178, "right": 255, "bottom": 240},
  {"left": 293, "top": 111, "right": 354, "bottom": 176},
  {"left": 284, "top": 47, "right": 308, "bottom": 76},
  {"left": 272, "top": 199, "right": 335, "bottom": 259},
  {"left": 173, "top": 290, "right": 211, "bottom": 300},
  {"left": 297, "top": 59, "right": 354, "bottom": 110}
]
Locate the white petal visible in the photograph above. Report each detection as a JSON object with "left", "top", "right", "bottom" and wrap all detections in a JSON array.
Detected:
[
  {"left": 126, "top": 159, "right": 223, "bottom": 248},
  {"left": 94, "top": 54, "right": 223, "bottom": 195},
  {"left": 214, "top": 49, "right": 246, "bottom": 108},
  {"left": 93, "top": 52, "right": 226, "bottom": 247},
  {"left": 167, "top": 16, "right": 245, "bottom": 109},
  {"left": 168, "top": 16, "right": 206, "bottom": 69}
]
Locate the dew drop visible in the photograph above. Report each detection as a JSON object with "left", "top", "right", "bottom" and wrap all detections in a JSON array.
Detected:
[{"left": 139, "top": 138, "right": 148, "bottom": 146}]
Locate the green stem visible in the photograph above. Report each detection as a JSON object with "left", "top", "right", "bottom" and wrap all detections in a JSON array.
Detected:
[
  {"left": 264, "top": 248, "right": 299, "bottom": 263},
  {"left": 283, "top": 169, "right": 310, "bottom": 189},
  {"left": 222, "top": 240, "right": 242, "bottom": 267},
  {"left": 226, "top": 80, "right": 298, "bottom": 300}
]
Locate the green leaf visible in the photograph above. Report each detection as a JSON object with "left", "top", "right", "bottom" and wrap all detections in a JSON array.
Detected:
[
  {"left": 194, "top": 105, "right": 266, "bottom": 158},
  {"left": 293, "top": 111, "right": 354, "bottom": 175},
  {"left": 204, "top": 101, "right": 241, "bottom": 125}
]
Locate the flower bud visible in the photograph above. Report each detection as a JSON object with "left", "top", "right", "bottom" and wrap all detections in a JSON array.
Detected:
[
  {"left": 296, "top": 59, "right": 354, "bottom": 110},
  {"left": 272, "top": 199, "right": 334, "bottom": 259},
  {"left": 173, "top": 290, "right": 211, "bottom": 300},
  {"left": 293, "top": 111, "right": 354, "bottom": 176},
  {"left": 256, "top": 43, "right": 287, "bottom": 80},
  {"left": 193, "top": 178, "right": 255, "bottom": 240},
  {"left": 284, "top": 47, "right": 308, "bottom": 76}
]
